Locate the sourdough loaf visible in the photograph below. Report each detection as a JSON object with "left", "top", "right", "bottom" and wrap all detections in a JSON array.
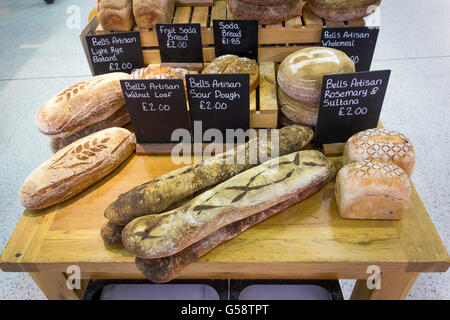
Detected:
[
  {"left": 335, "top": 160, "right": 411, "bottom": 220},
  {"left": 135, "top": 163, "right": 337, "bottom": 282},
  {"left": 343, "top": 128, "right": 415, "bottom": 176},
  {"left": 203, "top": 55, "right": 260, "bottom": 92},
  {"left": 50, "top": 106, "right": 131, "bottom": 152},
  {"left": 36, "top": 73, "right": 130, "bottom": 138},
  {"left": 97, "top": 0, "right": 135, "bottom": 31},
  {"left": 133, "top": 0, "right": 175, "bottom": 28},
  {"left": 104, "top": 125, "right": 314, "bottom": 226},
  {"left": 228, "top": 0, "right": 302, "bottom": 25},
  {"left": 308, "top": 0, "right": 381, "bottom": 22},
  {"left": 278, "top": 47, "right": 355, "bottom": 102},
  {"left": 123, "top": 150, "right": 331, "bottom": 259},
  {"left": 19, "top": 128, "right": 135, "bottom": 210}
]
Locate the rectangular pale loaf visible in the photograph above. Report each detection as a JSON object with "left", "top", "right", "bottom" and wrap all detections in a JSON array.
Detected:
[
  {"left": 133, "top": 0, "right": 175, "bottom": 29},
  {"left": 36, "top": 72, "right": 130, "bottom": 138},
  {"left": 104, "top": 125, "right": 314, "bottom": 226},
  {"left": 122, "top": 150, "right": 331, "bottom": 259},
  {"left": 19, "top": 128, "right": 136, "bottom": 210},
  {"left": 97, "top": 0, "right": 135, "bottom": 31}
]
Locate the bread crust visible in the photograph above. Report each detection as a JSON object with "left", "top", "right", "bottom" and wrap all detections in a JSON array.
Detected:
[
  {"left": 19, "top": 128, "right": 136, "bottom": 210},
  {"left": 97, "top": 0, "right": 135, "bottom": 31},
  {"left": 123, "top": 150, "right": 331, "bottom": 259},
  {"left": 278, "top": 87, "right": 318, "bottom": 126},
  {"left": 335, "top": 160, "right": 411, "bottom": 220},
  {"left": 308, "top": 0, "right": 381, "bottom": 22},
  {"left": 133, "top": 0, "right": 175, "bottom": 28},
  {"left": 36, "top": 73, "right": 130, "bottom": 138},
  {"left": 101, "top": 221, "right": 125, "bottom": 248},
  {"left": 203, "top": 55, "right": 260, "bottom": 92},
  {"left": 228, "top": 0, "right": 302, "bottom": 25},
  {"left": 343, "top": 128, "right": 415, "bottom": 176},
  {"left": 277, "top": 47, "right": 355, "bottom": 102},
  {"left": 131, "top": 64, "right": 189, "bottom": 80}
]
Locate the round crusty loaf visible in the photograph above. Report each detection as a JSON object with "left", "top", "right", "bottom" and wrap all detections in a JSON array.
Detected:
[
  {"left": 131, "top": 64, "right": 189, "bottom": 80},
  {"left": 308, "top": 0, "right": 381, "bottom": 22},
  {"left": 343, "top": 128, "right": 415, "bottom": 176},
  {"left": 19, "top": 127, "right": 136, "bottom": 210},
  {"left": 36, "top": 72, "right": 130, "bottom": 138},
  {"left": 278, "top": 47, "right": 355, "bottom": 102},
  {"left": 228, "top": 0, "right": 302, "bottom": 25},
  {"left": 203, "top": 54, "right": 259, "bottom": 91},
  {"left": 278, "top": 87, "right": 318, "bottom": 127}
]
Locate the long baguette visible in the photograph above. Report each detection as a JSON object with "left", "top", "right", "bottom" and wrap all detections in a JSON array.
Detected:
[
  {"left": 135, "top": 164, "right": 336, "bottom": 283},
  {"left": 105, "top": 125, "right": 314, "bottom": 226},
  {"left": 122, "top": 150, "right": 331, "bottom": 259}
]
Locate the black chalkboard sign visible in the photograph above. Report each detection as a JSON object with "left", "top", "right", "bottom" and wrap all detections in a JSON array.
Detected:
[
  {"left": 156, "top": 24, "right": 203, "bottom": 63},
  {"left": 186, "top": 74, "right": 250, "bottom": 141},
  {"left": 314, "top": 70, "right": 391, "bottom": 147},
  {"left": 321, "top": 27, "right": 379, "bottom": 71},
  {"left": 120, "top": 79, "right": 191, "bottom": 143},
  {"left": 86, "top": 32, "right": 144, "bottom": 75},
  {"left": 213, "top": 20, "right": 259, "bottom": 60}
]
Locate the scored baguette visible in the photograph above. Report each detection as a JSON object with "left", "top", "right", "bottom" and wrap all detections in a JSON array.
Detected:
[
  {"left": 122, "top": 150, "right": 331, "bottom": 259},
  {"left": 105, "top": 125, "right": 314, "bottom": 226},
  {"left": 135, "top": 162, "right": 337, "bottom": 283}
]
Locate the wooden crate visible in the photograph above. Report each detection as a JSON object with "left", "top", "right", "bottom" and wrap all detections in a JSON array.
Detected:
[{"left": 95, "top": 1, "right": 365, "bottom": 63}]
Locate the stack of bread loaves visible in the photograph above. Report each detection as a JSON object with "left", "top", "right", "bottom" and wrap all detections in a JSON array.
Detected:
[
  {"left": 227, "top": 0, "right": 302, "bottom": 24},
  {"left": 335, "top": 128, "right": 415, "bottom": 220},
  {"left": 277, "top": 47, "right": 355, "bottom": 127}
]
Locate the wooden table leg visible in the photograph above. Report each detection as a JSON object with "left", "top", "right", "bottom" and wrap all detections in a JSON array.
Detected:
[
  {"left": 29, "top": 271, "right": 88, "bottom": 300},
  {"left": 350, "top": 272, "right": 419, "bottom": 300}
]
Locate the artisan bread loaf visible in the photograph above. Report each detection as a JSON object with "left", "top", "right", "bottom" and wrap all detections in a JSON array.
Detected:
[
  {"left": 133, "top": 0, "right": 175, "bottom": 28},
  {"left": 50, "top": 106, "right": 131, "bottom": 152},
  {"left": 135, "top": 163, "right": 336, "bottom": 282},
  {"left": 278, "top": 47, "right": 355, "bottom": 102},
  {"left": 335, "top": 160, "right": 411, "bottom": 220},
  {"left": 19, "top": 128, "right": 136, "bottom": 210},
  {"left": 36, "top": 72, "right": 130, "bottom": 138},
  {"left": 104, "top": 125, "right": 314, "bottom": 226},
  {"left": 241, "top": 0, "right": 287, "bottom": 5},
  {"left": 343, "top": 128, "right": 415, "bottom": 176},
  {"left": 131, "top": 64, "right": 189, "bottom": 80},
  {"left": 228, "top": 0, "right": 302, "bottom": 25},
  {"left": 101, "top": 221, "right": 125, "bottom": 248},
  {"left": 123, "top": 150, "right": 331, "bottom": 259},
  {"left": 97, "top": 0, "right": 135, "bottom": 31},
  {"left": 203, "top": 55, "right": 260, "bottom": 92},
  {"left": 308, "top": 0, "right": 381, "bottom": 22},
  {"left": 278, "top": 87, "right": 319, "bottom": 127}
]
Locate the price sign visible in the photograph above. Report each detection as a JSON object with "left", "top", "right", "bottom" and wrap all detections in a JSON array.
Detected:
[
  {"left": 186, "top": 74, "right": 250, "bottom": 140},
  {"left": 120, "top": 79, "right": 190, "bottom": 143},
  {"left": 213, "top": 20, "right": 258, "bottom": 60},
  {"left": 321, "top": 27, "right": 379, "bottom": 71},
  {"left": 156, "top": 24, "right": 203, "bottom": 63},
  {"left": 314, "top": 70, "right": 391, "bottom": 147},
  {"left": 86, "top": 32, "right": 144, "bottom": 75}
]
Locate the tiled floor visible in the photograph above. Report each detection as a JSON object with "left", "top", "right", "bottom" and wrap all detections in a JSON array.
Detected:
[{"left": 0, "top": 0, "right": 448, "bottom": 300}]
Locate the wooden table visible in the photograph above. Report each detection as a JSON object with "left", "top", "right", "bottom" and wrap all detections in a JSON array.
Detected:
[{"left": 1, "top": 154, "right": 448, "bottom": 300}]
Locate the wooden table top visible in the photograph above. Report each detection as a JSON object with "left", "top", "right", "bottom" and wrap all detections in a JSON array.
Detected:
[{"left": 1, "top": 154, "right": 448, "bottom": 280}]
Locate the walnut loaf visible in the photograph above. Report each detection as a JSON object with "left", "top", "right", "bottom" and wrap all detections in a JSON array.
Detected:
[
  {"left": 19, "top": 128, "right": 135, "bottom": 210},
  {"left": 36, "top": 72, "right": 130, "bottom": 138},
  {"left": 97, "top": 0, "right": 135, "bottom": 31},
  {"left": 122, "top": 150, "right": 331, "bottom": 259}
]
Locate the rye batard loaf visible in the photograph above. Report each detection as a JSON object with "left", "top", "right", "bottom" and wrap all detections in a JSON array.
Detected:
[
  {"left": 133, "top": 0, "right": 175, "bottom": 29},
  {"left": 343, "top": 128, "right": 415, "bottom": 176},
  {"left": 278, "top": 47, "right": 355, "bottom": 102},
  {"left": 97, "top": 0, "right": 135, "bottom": 31},
  {"left": 36, "top": 72, "right": 130, "bottom": 138},
  {"left": 123, "top": 150, "right": 331, "bottom": 259},
  {"left": 19, "top": 128, "right": 135, "bottom": 210},
  {"left": 228, "top": 0, "right": 302, "bottom": 25},
  {"left": 308, "top": 0, "right": 381, "bottom": 22},
  {"left": 104, "top": 125, "right": 314, "bottom": 226},
  {"left": 336, "top": 160, "right": 411, "bottom": 220},
  {"left": 101, "top": 221, "right": 125, "bottom": 248},
  {"left": 50, "top": 106, "right": 131, "bottom": 152},
  {"left": 135, "top": 161, "right": 337, "bottom": 283}
]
